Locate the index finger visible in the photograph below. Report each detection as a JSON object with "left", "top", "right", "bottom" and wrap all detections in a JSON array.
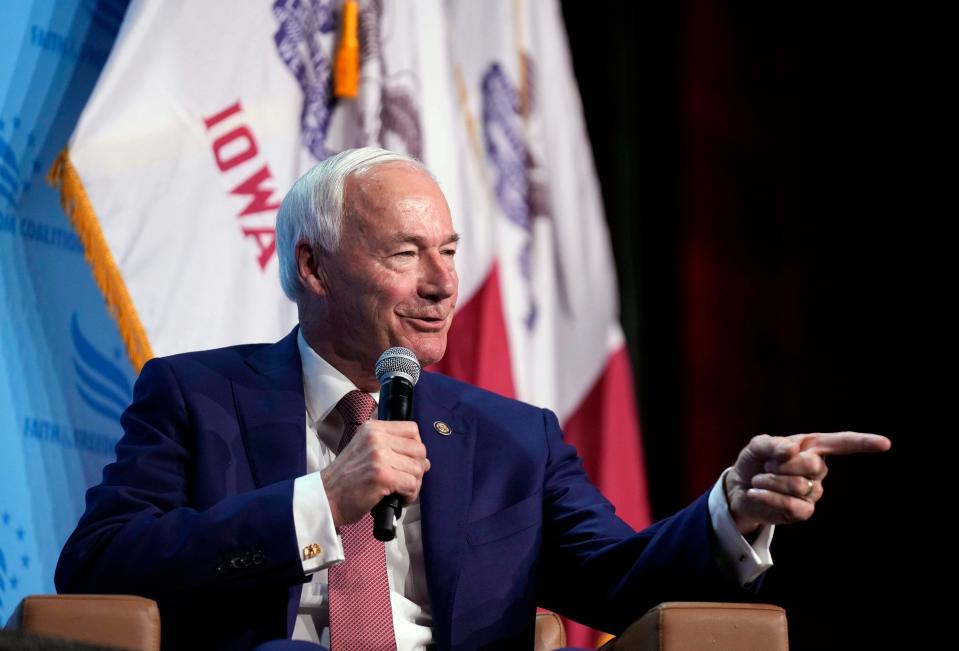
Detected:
[{"left": 800, "top": 431, "right": 891, "bottom": 456}]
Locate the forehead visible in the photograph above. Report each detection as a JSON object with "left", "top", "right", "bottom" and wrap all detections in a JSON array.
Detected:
[{"left": 344, "top": 163, "right": 454, "bottom": 236}]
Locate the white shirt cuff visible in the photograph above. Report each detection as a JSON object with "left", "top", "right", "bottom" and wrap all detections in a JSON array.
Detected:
[
  {"left": 708, "top": 468, "right": 775, "bottom": 585},
  {"left": 293, "top": 471, "right": 345, "bottom": 573}
]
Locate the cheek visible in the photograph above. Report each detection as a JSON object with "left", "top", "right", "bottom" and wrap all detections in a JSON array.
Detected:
[{"left": 385, "top": 280, "right": 422, "bottom": 308}]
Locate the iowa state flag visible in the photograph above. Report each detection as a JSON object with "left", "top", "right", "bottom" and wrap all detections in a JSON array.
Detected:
[{"left": 53, "top": 1, "right": 649, "bottom": 645}]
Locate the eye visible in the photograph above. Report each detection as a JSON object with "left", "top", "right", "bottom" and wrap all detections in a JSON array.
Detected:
[
  {"left": 442, "top": 246, "right": 457, "bottom": 257},
  {"left": 393, "top": 250, "right": 417, "bottom": 258}
]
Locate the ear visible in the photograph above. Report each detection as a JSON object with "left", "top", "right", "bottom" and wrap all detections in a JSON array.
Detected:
[{"left": 295, "top": 240, "right": 328, "bottom": 297}]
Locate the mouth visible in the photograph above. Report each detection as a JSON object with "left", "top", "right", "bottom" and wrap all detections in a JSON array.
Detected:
[{"left": 400, "top": 314, "right": 449, "bottom": 332}]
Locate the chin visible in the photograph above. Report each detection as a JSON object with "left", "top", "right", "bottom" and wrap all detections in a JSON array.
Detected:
[{"left": 404, "top": 337, "right": 447, "bottom": 368}]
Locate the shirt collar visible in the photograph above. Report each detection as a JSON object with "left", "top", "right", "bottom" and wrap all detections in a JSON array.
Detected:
[{"left": 297, "top": 329, "right": 379, "bottom": 426}]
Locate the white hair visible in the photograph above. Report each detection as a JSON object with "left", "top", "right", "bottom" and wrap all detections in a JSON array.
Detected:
[{"left": 275, "top": 147, "right": 429, "bottom": 300}]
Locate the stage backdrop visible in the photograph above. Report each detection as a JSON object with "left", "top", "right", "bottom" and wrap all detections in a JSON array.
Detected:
[
  {"left": 5, "top": 1, "right": 647, "bottom": 645},
  {"left": 0, "top": 0, "right": 130, "bottom": 623}
]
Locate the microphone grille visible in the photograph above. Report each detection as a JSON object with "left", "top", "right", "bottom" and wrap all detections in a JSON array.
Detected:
[{"left": 375, "top": 347, "right": 421, "bottom": 386}]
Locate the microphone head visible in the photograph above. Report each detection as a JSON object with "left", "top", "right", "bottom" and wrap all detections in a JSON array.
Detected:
[{"left": 375, "top": 347, "right": 421, "bottom": 386}]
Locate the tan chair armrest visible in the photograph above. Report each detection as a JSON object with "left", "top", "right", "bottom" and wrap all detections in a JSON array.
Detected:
[
  {"left": 8, "top": 595, "right": 160, "bottom": 651},
  {"left": 602, "top": 602, "right": 788, "bottom": 651},
  {"left": 534, "top": 611, "right": 567, "bottom": 651}
]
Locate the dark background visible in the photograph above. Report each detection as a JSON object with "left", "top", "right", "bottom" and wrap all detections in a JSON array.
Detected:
[{"left": 562, "top": 1, "right": 930, "bottom": 649}]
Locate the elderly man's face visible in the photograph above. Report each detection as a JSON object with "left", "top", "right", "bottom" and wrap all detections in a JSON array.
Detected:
[{"left": 320, "top": 163, "right": 459, "bottom": 372}]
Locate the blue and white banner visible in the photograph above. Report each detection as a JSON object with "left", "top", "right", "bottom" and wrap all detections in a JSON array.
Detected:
[{"left": 0, "top": 0, "right": 128, "bottom": 622}]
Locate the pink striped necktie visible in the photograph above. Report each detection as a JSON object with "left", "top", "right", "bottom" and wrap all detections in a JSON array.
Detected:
[{"left": 328, "top": 390, "right": 397, "bottom": 651}]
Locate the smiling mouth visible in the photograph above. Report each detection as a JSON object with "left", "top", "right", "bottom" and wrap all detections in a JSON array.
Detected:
[{"left": 402, "top": 314, "right": 448, "bottom": 331}]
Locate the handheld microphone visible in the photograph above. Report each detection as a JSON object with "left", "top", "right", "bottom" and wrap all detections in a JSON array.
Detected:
[{"left": 373, "top": 346, "right": 421, "bottom": 541}]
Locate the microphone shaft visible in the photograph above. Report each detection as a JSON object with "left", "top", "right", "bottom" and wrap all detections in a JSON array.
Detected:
[{"left": 378, "top": 376, "right": 413, "bottom": 421}]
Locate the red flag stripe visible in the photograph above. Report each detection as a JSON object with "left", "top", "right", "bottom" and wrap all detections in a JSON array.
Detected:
[{"left": 561, "top": 345, "right": 651, "bottom": 531}]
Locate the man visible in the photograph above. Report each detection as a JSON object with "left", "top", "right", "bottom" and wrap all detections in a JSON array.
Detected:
[{"left": 55, "top": 148, "right": 890, "bottom": 650}]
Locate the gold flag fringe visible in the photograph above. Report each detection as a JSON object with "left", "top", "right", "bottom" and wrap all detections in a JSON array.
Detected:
[{"left": 48, "top": 150, "right": 154, "bottom": 372}]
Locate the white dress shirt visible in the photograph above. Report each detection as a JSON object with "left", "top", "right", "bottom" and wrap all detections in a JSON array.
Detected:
[{"left": 290, "top": 331, "right": 772, "bottom": 649}]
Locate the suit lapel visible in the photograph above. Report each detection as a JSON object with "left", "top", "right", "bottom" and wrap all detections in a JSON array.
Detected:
[
  {"left": 234, "top": 327, "right": 307, "bottom": 488},
  {"left": 415, "top": 373, "right": 475, "bottom": 651}
]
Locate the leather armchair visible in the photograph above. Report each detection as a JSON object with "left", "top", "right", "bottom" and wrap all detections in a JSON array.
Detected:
[
  {"left": 599, "top": 602, "right": 788, "bottom": 651},
  {"left": 5, "top": 595, "right": 160, "bottom": 651},
  {"left": 6, "top": 596, "right": 786, "bottom": 650}
]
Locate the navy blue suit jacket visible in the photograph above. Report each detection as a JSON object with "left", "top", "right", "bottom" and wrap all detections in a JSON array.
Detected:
[{"left": 56, "top": 328, "right": 755, "bottom": 650}]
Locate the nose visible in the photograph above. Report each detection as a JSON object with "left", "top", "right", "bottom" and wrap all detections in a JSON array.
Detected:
[{"left": 418, "top": 251, "right": 457, "bottom": 301}]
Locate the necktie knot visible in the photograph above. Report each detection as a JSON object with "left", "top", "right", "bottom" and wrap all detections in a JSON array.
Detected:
[{"left": 335, "top": 390, "right": 376, "bottom": 453}]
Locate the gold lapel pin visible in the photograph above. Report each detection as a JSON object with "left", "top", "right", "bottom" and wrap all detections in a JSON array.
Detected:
[{"left": 433, "top": 420, "right": 452, "bottom": 436}]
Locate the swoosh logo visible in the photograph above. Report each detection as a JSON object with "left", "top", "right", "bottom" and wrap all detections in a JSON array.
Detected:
[{"left": 71, "top": 312, "right": 132, "bottom": 421}]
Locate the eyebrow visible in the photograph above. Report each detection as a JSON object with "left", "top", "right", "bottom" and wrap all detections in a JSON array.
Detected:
[{"left": 392, "top": 232, "right": 461, "bottom": 246}]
